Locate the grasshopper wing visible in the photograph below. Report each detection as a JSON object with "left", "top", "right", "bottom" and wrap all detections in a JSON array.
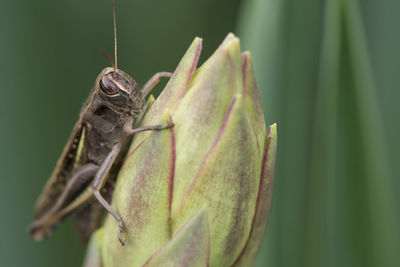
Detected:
[{"left": 33, "top": 120, "right": 88, "bottom": 219}]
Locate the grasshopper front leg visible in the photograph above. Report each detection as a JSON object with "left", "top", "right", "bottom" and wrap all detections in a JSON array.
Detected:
[
  {"left": 123, "top": 116, "right": 174, "bottom": 135},
  {"left": 124, "top": 71, "right": 174, "bottom": 134},
  {"left": 141, "top": 72, "right": 172, "bottom": 97},
  {"left": 91, "top": 142, "right": 126, "bottom": 245},
  {"left": 93, "top": 123, "right": 174, "bottom": 246}
]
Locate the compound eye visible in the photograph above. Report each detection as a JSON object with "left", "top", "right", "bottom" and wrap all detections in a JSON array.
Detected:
[{"left": 100, "top": 76, "right": 119, "bottom": 95}]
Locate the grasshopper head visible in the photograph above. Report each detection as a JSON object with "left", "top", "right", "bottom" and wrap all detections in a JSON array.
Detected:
[{"left": 95, "top": 67, "right": 144, "bottom": 114}]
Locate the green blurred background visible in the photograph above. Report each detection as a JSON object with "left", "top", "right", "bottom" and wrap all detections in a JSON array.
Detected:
[{"left": 1, "top": 0, "right": 399, "bottom": 266}]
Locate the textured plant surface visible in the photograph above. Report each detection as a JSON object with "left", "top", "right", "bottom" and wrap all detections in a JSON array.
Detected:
[{"left": 83, "top": 33, "right": 277, "bottom": 267}]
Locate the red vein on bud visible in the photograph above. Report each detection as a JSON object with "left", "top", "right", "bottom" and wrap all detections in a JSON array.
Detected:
[
  {"left": 168, "top": 115, "right": 176, "bottom": 236},
  {"left": 126, "top": 139, "right": 146, "bottom": 160},
  {"left": 174, "top": 40, "right": 202, "bottom": 112},
  {"left": 231, "top": 126, "right": 274, "bottom": 266},
  {"left": 177, "top": 96, "right": 238, "bottom": 213},
  {"left": 143, "top": 208, "right": 210, "bottom": 266}
]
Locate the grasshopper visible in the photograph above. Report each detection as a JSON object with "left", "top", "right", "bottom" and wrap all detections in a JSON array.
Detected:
[{"left": 29, "top": 0, "right": 172, "bottom": 245}]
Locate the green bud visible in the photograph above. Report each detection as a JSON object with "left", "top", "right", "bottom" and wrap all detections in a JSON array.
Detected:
[{"left": 83, "top": 33, "right": 277, "bottom": 267}]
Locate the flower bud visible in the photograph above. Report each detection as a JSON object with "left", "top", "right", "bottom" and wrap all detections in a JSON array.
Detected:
[{"left": 84, "top": 33, "right": 277, "bottom": 267}]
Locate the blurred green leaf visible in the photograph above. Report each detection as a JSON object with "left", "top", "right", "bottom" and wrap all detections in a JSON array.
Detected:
[
  {"left": 305, "top": 1, "right": 340, "bottom": 266},
  {"left": 239, "top": 0, "right": 324, "bottom": 266},
  {"left": 238, "top": 0, "right": 400, "bottom": 266},
  {"left": 338, "top": 1, "right": 400, "bottom": 266}
]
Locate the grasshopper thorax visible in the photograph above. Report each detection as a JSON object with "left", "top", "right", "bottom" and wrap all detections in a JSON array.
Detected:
[{"left": 95, "top": 67, "right": 143, "bottom": 115}]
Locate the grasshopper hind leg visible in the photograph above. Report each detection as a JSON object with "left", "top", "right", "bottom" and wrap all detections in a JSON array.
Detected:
[{"left": 29, "top": 163, "right": 99, "bottom": 240}]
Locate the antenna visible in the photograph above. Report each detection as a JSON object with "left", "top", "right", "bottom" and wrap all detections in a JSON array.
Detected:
[
  {"left": 112, "top": 0, "right": 118, "bottom": 77},
  {"left": 101, "top": 49, "right": 115, "bottom": 68}
]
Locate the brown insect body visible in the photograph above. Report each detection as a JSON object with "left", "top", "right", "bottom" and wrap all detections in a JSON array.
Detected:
[
  {"left": 81, "top": 68, "right": 143, "bottom": 171},
  {"left": 30, "top": 68, "right": 143, "bottom": 241},
  {"left": 30, "top": 1, "right": 173, "bottom": 245}
]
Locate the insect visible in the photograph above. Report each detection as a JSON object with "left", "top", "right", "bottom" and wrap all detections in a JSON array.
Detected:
[{"left": 29, "top": 0, "right": 172, "bottom": 245}]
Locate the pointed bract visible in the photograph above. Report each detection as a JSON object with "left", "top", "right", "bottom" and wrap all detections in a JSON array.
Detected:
[
  {"left": 241, "top": 52, "right": 267, "bottom": 152},
  {"left": 143, "top": 208, "right": 210, "bottom": 267},
  {"left": 171, "top": 34, "right": 244, "bottom": 218},
  {"left": 232, "top": 124, "right": 277, "bottom": 266}
]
